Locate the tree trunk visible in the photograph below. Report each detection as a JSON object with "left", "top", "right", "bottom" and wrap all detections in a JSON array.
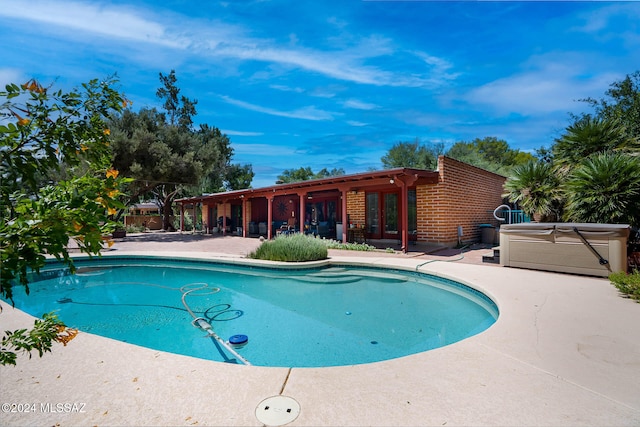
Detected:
[
  {"left": 161, "top": 187, "right": 181, "bottom": 231},
  {"left": 162, "top": 199, "right": 173, "bottom": 231}
]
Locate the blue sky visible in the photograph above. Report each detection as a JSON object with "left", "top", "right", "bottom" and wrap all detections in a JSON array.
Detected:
[{"left": 2, "top": 1, "right": 639, "bottom": 187}]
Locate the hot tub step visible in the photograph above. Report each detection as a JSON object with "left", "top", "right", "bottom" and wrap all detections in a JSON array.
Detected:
[{"left": 482, "top": 247, "right": 501, "bottom": 264}]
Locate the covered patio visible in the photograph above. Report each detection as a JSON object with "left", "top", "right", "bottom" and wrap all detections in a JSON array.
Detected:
[
  {"left": 177, "top": 156, "right": 508, "bottom": 251},
  {"left": 178, "top": 168, "right": 438, "bottom": 252}
]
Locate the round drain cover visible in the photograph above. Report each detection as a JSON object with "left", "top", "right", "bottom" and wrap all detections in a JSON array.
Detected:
[{"left": 255, "top": 395, "right": 300, "bottom": 426}]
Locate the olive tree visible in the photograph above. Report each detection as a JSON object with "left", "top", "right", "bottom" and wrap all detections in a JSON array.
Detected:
[{"left": 110, "top": 71, "right": 253, "bottom": 229}]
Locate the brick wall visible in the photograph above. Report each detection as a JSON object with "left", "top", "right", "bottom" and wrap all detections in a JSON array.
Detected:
[
  {"left": 346, "top": 191, "right": 365, "bottom": 226},
  {"left": 201, "top": 203, "right": 214, "bottom": 229},
  {"left": 199, "top": 202, "right": 228, "bottom": 228},
  {"left": 192, "top": 156, "right": 505, "bottom": 245},
  {"left": 418, "top": 156, "right": 506, "bottom": 245}
]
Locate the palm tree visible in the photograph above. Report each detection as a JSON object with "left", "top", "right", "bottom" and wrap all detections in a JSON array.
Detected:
[
  {"left": 553, "top": 115, "right": 639, "bottom": 168},
  {"left": 564, "top": 152, "right": 640, "bottom": 227},
  {"left": 503, "top": 160, "right": 563, "bottom": 221}
]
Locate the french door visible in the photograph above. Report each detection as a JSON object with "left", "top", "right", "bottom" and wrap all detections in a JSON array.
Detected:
[{"left": 366, "top": 191, "right": 399, "bottom": 239}]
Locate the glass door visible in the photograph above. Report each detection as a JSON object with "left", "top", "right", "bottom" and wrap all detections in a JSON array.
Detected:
[
  {"left": 383, "top": 193, "right": 399, "bottom": 238},
  {"left": 231, "top": 204, "right": 242, "bottom": 233},
  {"left": 408, "top": 189, "right": 417, "bottom": 240},
  {"left": 365, "top": 193, "right": 380, "bottom": 238}
]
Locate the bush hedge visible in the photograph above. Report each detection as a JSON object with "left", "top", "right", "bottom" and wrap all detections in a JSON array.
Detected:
[
  {"left": 322, "top": 239, "right": 376, "bottom": 252},
  {"left": 248, "top": 233, "right": 328, "bottom": 262}
]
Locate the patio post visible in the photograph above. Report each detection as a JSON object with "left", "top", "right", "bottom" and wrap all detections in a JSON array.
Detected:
[
  {"left": 267, "top": 196, "right": 274, "bottom": 239},
  {"left": 193, "top": 202, "right": 197, "bottom": 234},
  {"left": 221, "top": 202, "right": 227, "bottom": 236},
  {"left": 339, "top": 186, "right": 349, "bottom": 243},
  {"left": 299, "top": 193, "right": 305, "bottom": 233},
  {"left": 180, "top": 203, "right": 184, "bottom": 232},
  {"left": 241, "top": 196, "right": 247, "bottom": 237},
  {"left": 394, "top": 173, "right": 417, "bottom": 253},
  {"left": 400, "top": 180, "right": 409, "bottom": 252}
]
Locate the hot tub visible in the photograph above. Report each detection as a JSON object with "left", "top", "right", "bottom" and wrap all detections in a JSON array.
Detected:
[{"left": 499, "top": 223, "right": 630, "bottom": 277}]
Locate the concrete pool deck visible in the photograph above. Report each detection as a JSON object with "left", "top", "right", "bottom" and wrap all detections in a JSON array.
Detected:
[{"left": 1, "top": 233, "right": 639, "bottom": 426}]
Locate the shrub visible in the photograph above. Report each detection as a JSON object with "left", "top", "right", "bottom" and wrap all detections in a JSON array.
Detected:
[
  {"left": 248, "top": 233, "right": 328, "bottom": 262},
  {"left": 126, "top": 224, "right": 145, "bottom": 233},
  {"left": 503, "top": 160, "right": 563, "bottom": 219},
  {"left": 176, "top": 211, "right": 193, "bottom": 231},
  {"left": 564, "top": 152, "right": 640, "bottom": 227},
  {"left": 322, "top": 239, "right": 376, "bottom": 252},
  {"left": 609, "top": 270, "right": 640, "bottom": 301}
]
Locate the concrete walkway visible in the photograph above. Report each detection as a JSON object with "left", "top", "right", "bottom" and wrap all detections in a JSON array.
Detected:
[
  {"left": 1, "top": 233, "right": 639, "bottom": 426},
  {"left": 97, "top": 231, "right": 498, "bottom": 264}
]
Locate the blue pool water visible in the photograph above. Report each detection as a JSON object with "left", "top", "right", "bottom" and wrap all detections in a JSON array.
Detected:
[{"left": 9, "top": 257, "right": 498, "bottom": 367}]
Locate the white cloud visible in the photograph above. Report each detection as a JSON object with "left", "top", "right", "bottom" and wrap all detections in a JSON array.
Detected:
[
  {"left": 412, "top": 51, "right": 460, "bottom": 84},
  {"left": 570, "top": 3, "right": 640, "bottom": 48},
  {"left": 465, "top": 56, "right": 620, "bottom": 116},
  {"left": 343, "top": 99, "right": 379, "bottom": 110},
  {"left": 212, "top": 44, "right": 405, "bottom": 86},
  {"left": 309, "top": 85, "right": 345, "bottom": 98},
  {"left": 0, "top": 1, "right": 453, "bottom": 89},
  {"left": 572, "top": 3, "right": 640, "bottom": 34},
  {"left": 327, "top": 16, "right": 348, "bottom": 30},
  {"left": 0, "top": 0, "right": 189, "bottom": 49},
  {"left": 232, "top": 143, "right": 281, "bottom": 156},
  {"left": 269, "top": 84, "right": 305, "bottom": 93},
  {"left": 219, "top": 95, "right": 337, "bottom": 121},
  {"left": 221, "top": 130, "right": 264, "bottom": 137}
]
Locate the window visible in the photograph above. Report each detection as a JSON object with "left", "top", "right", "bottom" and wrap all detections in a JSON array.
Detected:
[{"left": 408, "top": 189, "right": 417, "bottom": 234}]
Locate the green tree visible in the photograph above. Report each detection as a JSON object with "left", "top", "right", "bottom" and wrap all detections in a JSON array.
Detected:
[
  {"left": 381, "top": 138, "right": 440, "bottom": 170},
  {"left": 156, "top": 70, "right": 198, "bottom": 129},
  {"left": 195, "top": 124, "right": 253, "bottom": 192},
  {"left": 446, "top": 141, "right": 500, "bottom": 172},
  {"left": 110, "top": 108, "right": 198, "bottom": 229},
  {"left": 277, "top": 166, "right": 344, "bottom": 183},
  {"left": 315, "top": 167, "right": 346, "bottom": 179},
  {"left": 278, "top": 167, "right": 314, "bottom": 183},
  {"left": 582, "top": 70, "right": 640, "bottom": 141},
  {"left": 1, "top": 78, "right": 128, "bottom": 364},
  {"left": 446, "top": 137, "right": 536, "bottom": 175},
  {"left": 564, "top": 152, "right": 640, "bottom": 226},
  {"left": 110, "top": 72, "right": 251, "bottom": 228},
  {"left": 223, "top": 163, "right": 255, "bottom": 191}
]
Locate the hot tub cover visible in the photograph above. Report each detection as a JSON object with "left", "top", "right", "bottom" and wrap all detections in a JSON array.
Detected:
[{"left": 500, "top": 223, "right": 630, "bottom": 238}]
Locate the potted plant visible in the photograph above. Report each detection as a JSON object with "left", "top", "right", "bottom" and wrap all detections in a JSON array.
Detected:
[{"left": 112, "top": 224, "right": 126, "bottom": 238}]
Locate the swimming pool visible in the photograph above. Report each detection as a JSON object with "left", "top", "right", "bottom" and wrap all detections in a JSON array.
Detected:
[{"left": 10, "top": 256, "right": 498, "bottom": 367}]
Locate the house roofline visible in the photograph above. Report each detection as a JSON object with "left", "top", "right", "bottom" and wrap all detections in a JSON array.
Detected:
[{"left": 176, "top": 167, "right": 439, "bottom": 204}]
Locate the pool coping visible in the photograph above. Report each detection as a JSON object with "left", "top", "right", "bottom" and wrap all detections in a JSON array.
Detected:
[{"left": 1, "top": 251, "right": 640, "bottom": 426}]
